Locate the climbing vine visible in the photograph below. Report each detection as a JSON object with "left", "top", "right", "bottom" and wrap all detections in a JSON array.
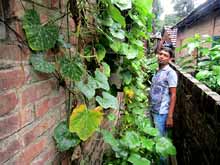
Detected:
[{"left": 20, "top": 0, "right": 176, "bottom": 164}]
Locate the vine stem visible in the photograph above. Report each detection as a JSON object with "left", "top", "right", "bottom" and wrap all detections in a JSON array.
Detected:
[{"left": 0, "top": 18, "right": 28, "bottom": 46}]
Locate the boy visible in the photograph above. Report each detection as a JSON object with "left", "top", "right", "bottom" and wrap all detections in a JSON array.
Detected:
[{"left": 150, "top": 46, "right": 178, "bottom": 136}]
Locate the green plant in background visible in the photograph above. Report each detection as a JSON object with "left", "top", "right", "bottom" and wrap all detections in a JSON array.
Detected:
[
  {"left": 177, "top": 34, "right": 220, "bottom": 93},
  {"left": 21, "top": 0, "right": 176, "bottom": 163}
]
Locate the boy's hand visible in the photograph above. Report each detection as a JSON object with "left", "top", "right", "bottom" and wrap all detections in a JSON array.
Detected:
[{"left": 166, "top": 116, "right": 173, "bottom": 128}]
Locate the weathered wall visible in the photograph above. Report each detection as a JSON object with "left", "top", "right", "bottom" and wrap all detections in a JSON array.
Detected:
[
  {"left": 0, "top": 0, "right": 70, "bottom": 164},
  {"left": 176, "top": 12, "right": 220, "bottom": 57},
  {"left": 172, "top": 64, "right": 220, "bottom": 164}
]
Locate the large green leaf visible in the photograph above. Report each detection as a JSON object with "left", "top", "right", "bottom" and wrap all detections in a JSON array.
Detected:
[
  {"left": 132, "top": 0, "right": 152, "bottom": 16},
  {"left": 195, "top": 70, "right": 212, "bottom": 80},
  {"left": 53, "top": 121, "right": 80, "bottom": 152},
  {"left": 24, "top": 24, "right": 59, "bottom": 51},
  {"left": 155, "top": 137, "right": 176, "bottom": 157},
  {"left": 110, "top": 26, "right": 125, "bottom": 40},
  {"left": 121, "top": 71, "right": 132, "bottom": 85},
  {"left": 126, "top": 46, "right": 139, "bottom": 59},
  {"left": 96, "top": 44, "right": 106, "bottom": 63},
  {"left": 121, "top": 131, "right": 140, "bottom": 149},
  {"left": 101, "top": 62, "right": 111, "bottom": 78},
  {"left": 140, "top": 136, "right": 154, "bottom": 151},
  {"left": 128, "top": 153, "right": 150, "bottom": 165},
  {"left": 30, "top": 54, "right": 55, "bottom": 73},
  {"left": 212, "top": 65, "right": 220, "bottom": 76},
  {"left": 110, "top": 40, "right": 122, "bottom": 52},
  {"left": 108, "top": 5, "right": 126, "bottom": 28},
  {"left": 96, "top": 92, "right": 119, "bottom": 109},
  {"left": 22, "top": 9, "right": 40, "bottom": 28},
  {"left": 76, "top": 76, "right": 97, "bottom": 100},
  {"left": 94, "top": 69, "right": 110, "bottom": 90},
  {"left": 22, "top": 10, "right": 59, "bottom": 51},
  {"left": 60, "top": 57, "right": 84, "bottom": 81},
  {"left": 111, "top": 0, "right": 132, "bottom": 10},
  {"left": 101, "top": 129, "right": 119, "bottom": 147},
  {"left": 69, "top": 105, "right": 103, "bottom": 141}
]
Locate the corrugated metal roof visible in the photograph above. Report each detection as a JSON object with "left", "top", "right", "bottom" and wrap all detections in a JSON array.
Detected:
[{"left": 174, "top": 0, "right": 220, "bottom": 30}]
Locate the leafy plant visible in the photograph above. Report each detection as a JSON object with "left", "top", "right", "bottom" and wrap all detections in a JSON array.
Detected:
[
  {"left": 178, "top": 34, "right": 220, "bottom": 92},
  {"left": 69, "top": 104, "right": 103, "bottom": 141},
  {"left": 21, "top": 0, "right": 177, "bottom": 164},
  {"left": 53, "top": 121, "right": 80, "bottom": 152}
]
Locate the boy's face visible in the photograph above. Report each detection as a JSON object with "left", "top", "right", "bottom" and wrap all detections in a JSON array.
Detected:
[{"left": 157, "top": 50, "right": 171, "bottom": 65}]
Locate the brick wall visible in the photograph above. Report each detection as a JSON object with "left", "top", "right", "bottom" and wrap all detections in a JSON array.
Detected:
[
  {"left": 171, "top": 64, "right": 220, "bottom": 164},
  {"left": 0, "top": 0, "right": 69, "bottom": 164}
]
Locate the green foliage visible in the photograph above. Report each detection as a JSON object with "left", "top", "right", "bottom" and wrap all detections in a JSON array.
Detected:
[
  {"left": 76, "top": 76, "right": 97, "bottom": 100},
  {"left": 128, "top": 154, "right": 150, "bottom": 165},
  {"left": 22, "top": 1, "right": 177, "bottom": 164},
  {"left": 53, "top": 121, "right": 80, "bottom": 151},
  {"left": 96, "top": 92, "right": 119, "bottom": 109},
  {"left": 22, "top": 9, "right": 59, "bottom": 51},
  {"left": 94, "top": 69, "right": 110, "bottom": 91},
  {"left": 178, "top": 34, "right": 220, "bottom": 92},
  {"left": 69, "top": 105, "right": 103, "bottom": 141},
  {"left": 59, "top": 57, "right": 84, "bottom": 81},
  {"left": 30, "top": 54, "right": 55, "bottom": 73}
]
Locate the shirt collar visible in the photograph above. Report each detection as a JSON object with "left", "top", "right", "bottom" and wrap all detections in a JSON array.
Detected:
[{"left": 159, "top": 64, "right": 170, "bottom": 71}]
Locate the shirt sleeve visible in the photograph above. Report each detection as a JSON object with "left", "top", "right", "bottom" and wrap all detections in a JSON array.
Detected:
[{"left": 167, "top": 70, "right": 178, "bottom": 87}]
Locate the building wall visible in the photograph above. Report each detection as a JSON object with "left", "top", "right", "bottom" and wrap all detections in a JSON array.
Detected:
[
  {"left": 172, "top": 64, "right": 220, "bottom": 164},
  {"left": 0, "top": 0, "right": 71, "bottom": 164},
  {"left": 176, "top": 12, "right": 220, "bottom": 57}
]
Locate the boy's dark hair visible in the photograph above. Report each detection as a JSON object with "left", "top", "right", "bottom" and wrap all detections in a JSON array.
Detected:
[{"left": 160, "top": 46, "right": 175, "bottom": 58}]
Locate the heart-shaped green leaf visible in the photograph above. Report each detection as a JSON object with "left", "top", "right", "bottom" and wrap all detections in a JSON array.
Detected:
[
  {"left": 140, "top": 136, "right": 154, "bottom": 151},
  {"left": 69, "top": 105, "right": 103, "bottom": 141},
  {"left": 128, "top": 153, "right": 150, "bottom": 165},
  {"left": 53, "top": 121, "right": 80, "bottom": 152},
  {"left": 96, "top": 92, "right": 119, "bottom": 109},
  {"left": 108, "top": 5, "right": 126, "bottom": 28},
  {"left": 76, "top": 76, "right": 97, "bottom": 100},
  {"left": 110, "top": 27, "right": 125, "bottom": 40},
  {"left": 94, "top": 69, "right": 110, "bottom": 90},
  {"left": 22, "top": 10, "right": 59, "bottom": 51},
  {"left": 95, "top": 44, "right": 106, "bottom": 63},
  {"left": 195, "top": 70, "right": 212, "bottom": 80},
  {"left": 30, "top": 54, "right": 55, "bottom": 73},
  {"left": 60, "top": 57, "right": 84, "bottom": 81},
  {"left": 112, "top": 0, "right": 132, "bottom": 10},
  {"left": 121, "top": 131, "right": 140, "bottom": 149},
  {"left": 22, "top": 9, "right": 40, "bottom": 28},
  {"left": 101, "top": 62, "right": 111, "bottom": 77},
  {"left": 155, "top": 137, "right": 176, "bottom": 157}
]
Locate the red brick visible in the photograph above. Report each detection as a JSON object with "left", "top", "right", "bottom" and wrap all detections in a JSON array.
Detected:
[
  {"left": 0, "top": 139, "right": 22, "bottom": 164},
  {"left": 23, "top": 116, "right": 56, "bottom": 146},
  {"left": 21, "top": 80, "right": 53, "bottom": 107},
  {"left": 0, "top": 67, "right": 28, "bottom": 91},
  {"left": 60, "top": 104, "right": 67, "bottom": 119},
  {"left": 10, "top": 0, "right": 25, "bottom": 19},
  {"left": 31, "top": 144, "right": 57, "bottom": 165},
  {"left": 20, "top": 106, "right": 34, "bottom": 127},
  {"left": 35, "top": 99, "right": 49, "bottom": 118},
  {"left": 0, "top": 112, "right": 20, "bottom": 140},
  {"left": 0, "top": 91, "right": 18, "bottom": 116},
  {"left": 48, "top": 89, "right": 66, "bottom": 109},
  {"left": 20, "top": 137, "right": 47, "bottom": 164},
  {"left": 51, "top": 0, "right": 59, "bottom": 8}
]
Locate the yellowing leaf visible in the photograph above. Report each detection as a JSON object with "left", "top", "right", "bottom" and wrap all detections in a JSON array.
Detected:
[{"left": 69, "top": 104, "right": 103, "bottom": 141}]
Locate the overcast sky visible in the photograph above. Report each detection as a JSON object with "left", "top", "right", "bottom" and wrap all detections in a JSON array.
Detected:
[{"left": 160, "top": 0, "right": 207, "bottom": 20}]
